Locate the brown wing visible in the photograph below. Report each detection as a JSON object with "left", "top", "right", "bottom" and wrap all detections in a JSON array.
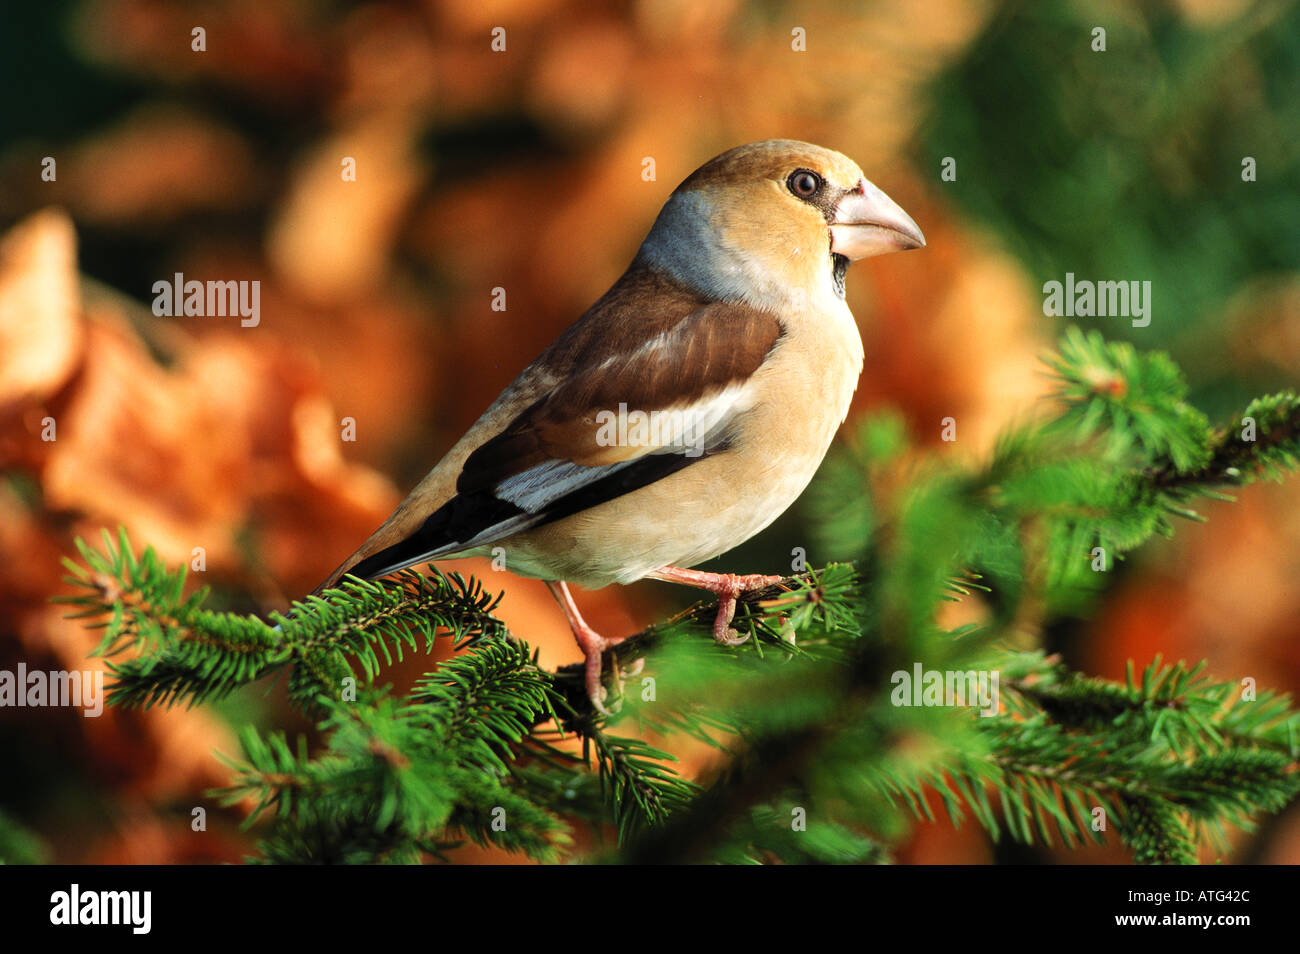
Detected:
[{"left": 334, "top": 264, "right": 785, "bottom": 584}]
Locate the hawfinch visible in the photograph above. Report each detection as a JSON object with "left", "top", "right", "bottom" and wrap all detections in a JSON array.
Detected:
[{"left": 317, "top": 139, "right": 924, "bottom": 711}]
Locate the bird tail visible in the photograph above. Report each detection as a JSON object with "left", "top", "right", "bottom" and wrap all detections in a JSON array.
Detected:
[{"left": 310, "top": 537, "right": 467, "bottom": 598}]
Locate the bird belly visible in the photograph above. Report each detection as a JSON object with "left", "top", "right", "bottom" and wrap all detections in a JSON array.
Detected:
[{"left": 499, "top": 311, "right": 863, "bottom": 587}]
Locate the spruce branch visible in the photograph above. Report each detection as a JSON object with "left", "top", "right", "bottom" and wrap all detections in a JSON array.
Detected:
[
  {"left": 59, "top": 529, "right": 509, "bottom": 712},
  {"left": 1122, "top": 796, "right": 1198, "bottom": 866},
  {"left": 54, "top": 330, "right": 1300, "bottom": 865},
  {"left": 1045, "top": 326, "right": 1212, "bottom": 473},
  {"left": 588, "top": 731, "right": 700, "bottom": 842},
  {"left": 217, "top": 642, "right": 572, "bottom": 863},
  {"left": 1146, "top": 391, "right": 1300, "bottom": 493},
  {"left": 1005, "top": 653, "right": 1300, "bottom": 758}
]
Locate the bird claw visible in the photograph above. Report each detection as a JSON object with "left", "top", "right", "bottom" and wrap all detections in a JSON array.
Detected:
[
  {"left": 706, "top": 573, "right": 783, "bottom": 646},
  {"left": 589, "top": 684, "right": 621, "bottom": 717},
  {"left": 714, "top": 626, "right": 751, "bottom": 647},
  {"left": 598, "top": 653, "right": 641, "bottom": 715},
  {"left": 549, "top": 581, "right": 628, "bottom": 718},
  {"left": 577, "top": 629, "right": 624, "bottom": 717},
  {"left": 583, "top": 642, "right": 628, "bottom": 717},
  {"left": 647, "top": 566, "right": 787, "bottom": 649}
]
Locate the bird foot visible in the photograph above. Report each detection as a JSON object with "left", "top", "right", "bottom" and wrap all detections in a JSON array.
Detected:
[
  {"left": 546, "top": 580, "right": 627, "bottom": 716},
  {"left": 571, "top": 621, "right": 625, "bottom": 716},
  {"left": 647, "top": 567, "right": 785, "bottom": 646}
]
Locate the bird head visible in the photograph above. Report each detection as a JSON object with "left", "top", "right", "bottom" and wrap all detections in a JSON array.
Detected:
[{"left": 635, "top": 139, "right": 925, "bottom": 311}]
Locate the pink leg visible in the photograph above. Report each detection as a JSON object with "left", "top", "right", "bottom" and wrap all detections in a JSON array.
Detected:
[
  {"left": 645, "top": 566, "right": 784, "bottom": 646},
  {"left": 546, "top": 581, "right": 624, "bottom": 715}
]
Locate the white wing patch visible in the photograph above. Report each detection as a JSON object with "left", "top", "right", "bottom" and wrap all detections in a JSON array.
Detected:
[{"left": 494, "top": 379, "right": 756, "bottom": 513}]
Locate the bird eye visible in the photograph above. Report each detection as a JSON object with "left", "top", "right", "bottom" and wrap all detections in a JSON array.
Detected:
[{"left": 788, "top": 170, "right": 821, "bottom": 198}]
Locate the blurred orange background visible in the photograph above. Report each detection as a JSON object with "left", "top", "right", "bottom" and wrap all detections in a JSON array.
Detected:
[{"left": 1, "top": 0, "right": 1297, "bottom": 863}]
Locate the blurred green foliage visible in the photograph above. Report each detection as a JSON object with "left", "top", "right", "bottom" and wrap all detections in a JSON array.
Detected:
[{"left": 921, "top": 0, "right": 1300, "bottom": 366}]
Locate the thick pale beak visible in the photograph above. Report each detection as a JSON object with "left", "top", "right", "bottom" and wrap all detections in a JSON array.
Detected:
[{"left": 829, "top": 178, "right": 925, "bottom": 260}]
